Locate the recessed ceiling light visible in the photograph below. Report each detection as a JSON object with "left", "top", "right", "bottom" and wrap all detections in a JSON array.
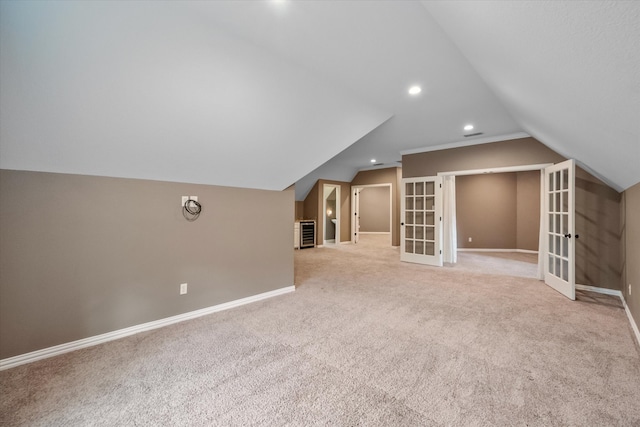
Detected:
[
  {"left": 408, "top": 86, "right": 421, "bottom": 95},
  {"left": 371, "top": 159, "right": 376, "bottom": 163},
  {"left": 464, "top": 124, "right": 474, "bottom": 131}
]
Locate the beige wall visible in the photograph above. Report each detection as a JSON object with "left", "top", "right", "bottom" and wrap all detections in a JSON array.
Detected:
[
  {"left": 517, "top": 170, "right": 541, "bottom": 251},
  {"left": 303, "top": 181, "right": 319, "bottom": 223},
  {"left": 0, "top": 170, "right": 294, "bottom": 359},
  {"left": 456, "top": 171, "right": 540, "bottom": 251},
  {"left": 456, "top": 173, "right": 517, "bottom": 249},
  {"left": 351, "top": 167, "right": 401, "bottom": 246},
  {"left": 295, "top": 201, "right": 304, "bottom": 220},
  {"left": 359, "top": 186, "right": 391, "bottom": 233},
  {"left": 302, "top": 168, "right": 401, "bottom": 246},
  {"left": 403, "top": 137, "right": 622, "bottom": 290},
  {"left": 574, "top": 167, "right": 622, "bottom": 290},
  {"left": 622, "top": 182, "right": 640, "bottom": 334},
  {"left": 402, "top": 137, "right": 565, "bottom": 178}
]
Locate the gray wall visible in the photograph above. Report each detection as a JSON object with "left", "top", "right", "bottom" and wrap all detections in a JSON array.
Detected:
[
  {"left": 358, "top": 186, "right": 391, "bottom": 233},
  {"left": 403, "top": 137, "right": 622, "bottom": 290},
  {"left": 0, "top": 170, "right": 294, "bottom": 359},
  {"left": 622, "top": 182, "right": 640, "bottom": 335}
]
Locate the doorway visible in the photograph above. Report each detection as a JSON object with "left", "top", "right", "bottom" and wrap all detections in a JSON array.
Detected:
[
  {"left": 323, "top": 184, "right": 340, "bottom": 245},
  {"left": 437, "top": 164, "right": 550, "bottom": 274},
  {"left": 351, "top": 184, "right": 392, "bottom": 245}
]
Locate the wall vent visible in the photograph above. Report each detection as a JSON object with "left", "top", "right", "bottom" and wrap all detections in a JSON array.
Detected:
[{"left": 464, "top": 132, "right": 484, "bottom": 137}]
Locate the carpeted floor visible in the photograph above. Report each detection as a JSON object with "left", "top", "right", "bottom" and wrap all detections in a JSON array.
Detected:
[{"left": 2, "top": 235, "right": 639, "bottom": 426}]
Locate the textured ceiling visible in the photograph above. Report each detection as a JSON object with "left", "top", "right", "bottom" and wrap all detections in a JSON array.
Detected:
[{"left": 1, "top": 1, "right": 637, "bottom": 197}]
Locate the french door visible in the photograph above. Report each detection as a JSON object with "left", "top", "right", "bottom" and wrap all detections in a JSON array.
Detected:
[
  {"left": 401, "top": 176, "right": 442, "bottom": 266},
  {"left": 544, "top": 160, "right": 576, "bottom": 300}
]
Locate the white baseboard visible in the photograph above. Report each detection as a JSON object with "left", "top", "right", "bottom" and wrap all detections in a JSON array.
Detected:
[
  {"left": 621, "top": 294, "right": 640, "bottom": 347},
  {"left": 0, "top": 285, "right": 295, "bottom": 371},
  {"left": 575, "top": 284, "right": 622, "bottom": 297},
  {"left": 457, "top": 248, "right": 538, "bottom": 254},
  {"left": 575, "top": 284, "right": 639, "bottom": 346}
]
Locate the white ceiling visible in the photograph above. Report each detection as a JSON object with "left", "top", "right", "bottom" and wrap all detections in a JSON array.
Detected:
[
  {"left": 423, "top": 0, "right": 640, "bottom": 193},
  {"left": 1, "top": 1, "right": 637, "bottom": 197}
]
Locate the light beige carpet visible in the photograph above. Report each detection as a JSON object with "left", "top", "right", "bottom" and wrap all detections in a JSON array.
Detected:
[{"left": 2, "top": 235, "right": 639, "bottom": 426}]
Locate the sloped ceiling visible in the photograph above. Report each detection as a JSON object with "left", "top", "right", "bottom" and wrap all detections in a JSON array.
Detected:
[
  {"left": 423, "top": 0, "right": 640, "bottom": 192},
  {"left": 1, "top": 1, "right": 638, "bottom": 196},
  {"left": 0, "top": 1, "right": 391, "bottom": 191}
]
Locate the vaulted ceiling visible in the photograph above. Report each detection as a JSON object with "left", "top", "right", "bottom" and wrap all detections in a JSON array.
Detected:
[{"left": 1, "top": 1, "right": 638, "bottom": 198}]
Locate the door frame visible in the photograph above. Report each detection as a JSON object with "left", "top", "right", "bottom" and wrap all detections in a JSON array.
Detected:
[
  {"left": 322, "top": 184, "right": 340, "bottom": 245},
  {"left": 437, "top": 163, "right": 553, "bottom": 274},
  {"left": 351, "top": 183, "right": 393, "bottom": 245}
]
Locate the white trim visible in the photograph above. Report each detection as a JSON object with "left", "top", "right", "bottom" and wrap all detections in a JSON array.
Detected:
[
  {"left": 457, "top": 248, "right": 538, "bottom": 254},
  {"left": 358, "top": 232, "right": 391, "bottom": 235},
  {"left": 0, "top": 286, "right": 295, "bottom": 371},
  {"left": 437, "top": 163, "right": 553, "bottom": 177},
  {"left": 351, "top": 183, "right": 393, "bottom": 245},
  {"left": 575, "top": 284, "right": 622, "bottom": 297},
  {"left": 400, "top": 132, "right": 530, "bottom": 156},
  {"left": 621, "top": 294, "right": 640, "bottom": 346},
  {"left": 574, "top": 285, "right": 640, "bottom": 346},
  {"left": 357, "top": 164, "right": 402, "bottom": 173},
  {"left": 322, "top": 184, "right": 340, "bottom": 246}
]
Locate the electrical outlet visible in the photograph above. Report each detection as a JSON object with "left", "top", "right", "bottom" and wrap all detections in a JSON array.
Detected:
[
  {"left": 190, "top": 196, "right": 198, "bottom": 202},
  {"left": 468, "top": 237, "right": 472, "bottom": 242},
  {"left": 180, "top": 283, "right": 188, "bottom": 295}
]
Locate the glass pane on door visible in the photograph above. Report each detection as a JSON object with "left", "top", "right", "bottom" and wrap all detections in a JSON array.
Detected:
[
  {"left": 544, "top": 160, "right": 575, "bottom": 300},
  {"left": 401, "top": 176, "right": 442, "bottom": 267}
]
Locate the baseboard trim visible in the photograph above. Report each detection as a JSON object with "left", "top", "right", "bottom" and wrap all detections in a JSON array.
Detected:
[
  {"left": 575, "top": 284, "right": 622, "bottom": 297},
  {"left": 621, "top": 294, "right": 640, "bottom": 346},
  {"left": 575, "top": 284, "right": 639, "bottom": 346},
  {"left": 457, "top": 248, "right": 538, "bottom": 254},
  {"left": 0, "top": 285, "right": 295, "bottom": 371}
]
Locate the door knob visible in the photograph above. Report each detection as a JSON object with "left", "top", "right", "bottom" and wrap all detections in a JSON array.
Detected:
[{"left": 564, "top": 234, "right": 571, "bottom": 238}]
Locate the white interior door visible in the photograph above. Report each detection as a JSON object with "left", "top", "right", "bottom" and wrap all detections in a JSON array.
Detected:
[
  {"left": 544, "top": 160, "right": 576, "bottom": 300},
  {"left": 401, "top": 176, "right": 442, "bottom": 266}
]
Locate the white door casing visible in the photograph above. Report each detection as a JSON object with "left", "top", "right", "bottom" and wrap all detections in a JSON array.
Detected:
[
  {"left": 322, "top": 184, "right": 339, "bottom": 245},
  {"left": 352, "top": 187, "right": 361, "bottom": 244},
  {"left": 543, "top": 159, "right": 576, "bottom": 300},
  {"left": 401, "top": 176, "right": 443, "bottom": 266}
]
